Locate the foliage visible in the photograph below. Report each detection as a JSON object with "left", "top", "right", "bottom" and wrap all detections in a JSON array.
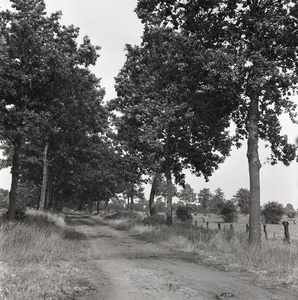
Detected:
[
  {"left": 284, "top": 203, "right": 296, "bottom": 218},
  {"left": 154, "top": 198, "right": 166, "bottom": 213},
  {"left": 220, "top": 200, "right": 238, "bottom": 223},
  {"left": 178, "top": 183, "right": 196, "bottom": 204},
  {"left": 262, "top": 201, "right": 284, "bottom": 224},
  {"left": 287, "top": 210, "right": 296, "bottom": 219},
  {"left": 155, "top": 177, "right": 178, "bottom": 201},
  {"left": 3, "top": 204, "right": 27, "bottom": 221},
  {"left": 197, "top": 188, "right": 213, "bottom": 214},
  {"left": 175, "top": 205, "right": 193, "bottom": 222},
  {"left": 0, "top": 0, "right": 108, "bottom": 217},
  {"left": 136, "top": 0, "right": 298, "bottom": 245},
  {"left": 142, "top": 214, "right": 166, "bottom": 226},
  {"left": 110, "top": 24, "right": 239, "bottom": 225},
  {"left": 234, "top": 188, "right": 250, "bottom": 215},
  {"left": 0, "top": 188, "right": 9, "bottom": 209},
  {"left": 209, "top": 188, "right": 225, "bottom": 215}
]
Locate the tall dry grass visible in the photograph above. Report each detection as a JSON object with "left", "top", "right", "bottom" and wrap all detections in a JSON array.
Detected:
[
  {"left": 113, "top": 217, "right": 298, "bottom": 289},
  {"left": 0, "top": 209, "right": 96, "bottom": 300}
]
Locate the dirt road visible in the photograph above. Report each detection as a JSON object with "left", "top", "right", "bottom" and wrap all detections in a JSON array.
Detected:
[{"left": 67, "top": 215, "right": 296, "bottom": 300}]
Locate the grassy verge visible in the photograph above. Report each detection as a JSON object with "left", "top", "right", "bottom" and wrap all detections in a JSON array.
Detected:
[
  {"left": 0, "top": 209, "right": 98, "bottom": 300},
  {"left": 98, "top": 214, "right": 298, "bottom": 290}
]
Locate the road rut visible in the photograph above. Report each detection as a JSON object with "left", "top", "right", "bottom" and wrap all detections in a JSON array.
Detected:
[{"left": 67, "top": 215, "right": 296, "bottom": 300}]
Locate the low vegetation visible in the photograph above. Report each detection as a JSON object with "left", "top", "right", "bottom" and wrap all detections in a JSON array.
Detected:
[
  {"left": 0, "top": 210, "right": 97, "bottom": 300},
  {"left": 98, "top": 212, "right": 298, "bottom": 290}
]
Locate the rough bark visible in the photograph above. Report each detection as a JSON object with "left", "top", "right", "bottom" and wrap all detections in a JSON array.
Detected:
[
  {"left": 126, "top": 196, "right": 130, "bottom": 210},
  {"left": 46, "top": 172, "right": 53, "bottom": 209},
  {"left": 97, "top": 199, "right": 100, "bottom": 214},
  {"left": 104, "top": 199, "right": 109, "bottom": 212},
  {"left": 247, "top": 96, "right": 262, "bottom": 246},
  {"left": 130, "top": 184, "right": 134, "bottom": 212},
  {"left": 52, "top": 189, "right": 57, "bottom": 210},
  {"left": 8, "top": 138, "right": 21, "bottom": 220},
  {"left": 149, "top": 174, "right": 158, "bottom": 216},
  {"left": 165, "top": 163, "right": 173, "bottom": 226},
  {"left": 39, "top": 142, "right": 49, "bottom": 210}
]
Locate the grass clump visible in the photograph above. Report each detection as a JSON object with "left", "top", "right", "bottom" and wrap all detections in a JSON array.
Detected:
[{"left": 0, "top": 209, "right": 97, "bottom": 300}]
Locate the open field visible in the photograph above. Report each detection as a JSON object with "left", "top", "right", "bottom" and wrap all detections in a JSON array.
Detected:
[{"left": 192, "top": 213, "right": 297, "bottom": 241}]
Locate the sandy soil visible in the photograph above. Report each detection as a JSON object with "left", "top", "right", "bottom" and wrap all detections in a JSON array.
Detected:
[{"left": 67, "top": 215, "right": 297, "bottom": 300}]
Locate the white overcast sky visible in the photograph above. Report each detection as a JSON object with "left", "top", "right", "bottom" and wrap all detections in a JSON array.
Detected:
[{"left": 0, "top": 0, "right": 298, "bottom": 208}]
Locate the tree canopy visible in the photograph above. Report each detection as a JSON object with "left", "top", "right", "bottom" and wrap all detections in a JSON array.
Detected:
[{"left": 136, "top": 0, "right": 298, "bottom": 244}]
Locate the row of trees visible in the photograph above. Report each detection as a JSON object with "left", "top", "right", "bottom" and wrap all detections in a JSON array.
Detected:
[
  {"left": 1, "top": 0, "right": 298, "bottom": 247},
  {"left": 109, "top": 0, "right": 298, "bottom": 245},
  {"left": 0, "top": 0, "right": 146, "bottom": 218}
]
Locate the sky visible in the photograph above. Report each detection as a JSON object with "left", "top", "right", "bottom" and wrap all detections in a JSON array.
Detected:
[{"left": 0, "top": 0, "right": 298, "bottom": 208}]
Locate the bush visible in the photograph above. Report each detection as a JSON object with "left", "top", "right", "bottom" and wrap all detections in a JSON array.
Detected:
[
  {"left": 262, "top": 201, "right": 284, "bottom": 224},
  {"left": 175, "top": 205, "right": 193, "bottom": 222},
  {"left": 3, "top": 204, "right": 27, "bottom": 221},
  {"left": 220, "top": 200, "right": 237, "bottom": 223},
  {"left": 286, "top": 210, "right": 296, "bottom": 219},
  {"left": 142, "top": 214, "right": 166, "bottom": 226}
]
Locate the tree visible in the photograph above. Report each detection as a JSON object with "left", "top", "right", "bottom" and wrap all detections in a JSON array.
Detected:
[
  {"left": 262, "top": 201, "right": 284, "bottom": 224},
  {"left": 0, "top": 0, "right": 106, "bottom": 217},
  {"left": 197, "top": 188, "right": 213, "bottom": 214},
  {"left": 284, "top": 203, "right": 296, "bottom": 218},
  {"left": 220, "top": 200, "right": 238, "bottom": 223},
  {"left": 155, "top": 177, "right": 178, "bottom": 203},
  {"left": 178, "top": 183, "right": 196, "bottom": 205},
  {"left": 234, "top": 188, "right": 250, "bottom": 215},
  {"left": 175, "top": 205, "right": 193, "bottom": 222},
  {"left": 136, "top": 0, "right": 298, "bottom": 245},
  {"left": 209, "top": 188, "right": 225, "bottom": 215},
  {"left": 110, "top": 27, "right": 238, "bottom": 225}
]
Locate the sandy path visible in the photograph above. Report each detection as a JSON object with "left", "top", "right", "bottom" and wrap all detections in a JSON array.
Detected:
[{"left": 67, "top": 215, "right": 296, "bottom": 300}]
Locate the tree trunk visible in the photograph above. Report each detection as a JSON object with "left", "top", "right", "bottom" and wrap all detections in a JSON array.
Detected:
[
  {"left": 8, "top": 138, "right": 21, "bottom": 220},
  {"left": 130, "top": 184, "right": 134, "bottom": 212},
  {"left": 149, "top": 174, "right": 158, "bottom": 216},
  {"left": 165, "top": 163, "right": 173, "bottom": 226},
  {"left": 104, "top": 199, "right": 109, "bottom": 212},
  {"left": 247, "top": 96, "right": 262, "bottom": 246},
  {"left": 46, "top": 172, "right": 53, "bottom": 209},
  {"left": 52, "top": 188, "right": 57, "bottom": 210},
  {"left": 97, "top": 199, "right": 100, "bottom": 214},
  {"left": 40, "top": 142, "right": 49, "bottom": 210},
  {"left": 126, "top": 196, "right": 130, "bottom": 210}
]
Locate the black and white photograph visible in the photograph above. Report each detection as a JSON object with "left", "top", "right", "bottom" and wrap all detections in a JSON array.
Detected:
[{"left": 0, "top": 1, "right": 298, "bottom": 299}]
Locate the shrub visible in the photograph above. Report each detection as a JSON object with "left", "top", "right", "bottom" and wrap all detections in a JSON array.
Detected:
[
  {"left": 220, "top": 200, "right": 237, "bottom": 223},
  {"left": 175, "top": 205, "right": 193, "bottom": 222},
  {"left": 287, "top": 210, "right": 296, "bottom": 219},
  {"left": 3, "top": 204, "right": 27, "bottom": 221},
  {"left": 142, "top": 214, "right": 166, "bottom": 226},
  {"left": 262, "top": 201, "right": 284, "bottom": 224}
]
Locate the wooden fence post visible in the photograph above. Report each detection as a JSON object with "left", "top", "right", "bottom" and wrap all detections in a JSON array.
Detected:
[
  {"left": 218, "top": 223, "right": 221, "bottom": 230},
  {"left": 230, "top": 224, "right": 234, "bottom": 232},
  {"left": 282, "top": 221, "right": 290, "bottom": 244}
]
